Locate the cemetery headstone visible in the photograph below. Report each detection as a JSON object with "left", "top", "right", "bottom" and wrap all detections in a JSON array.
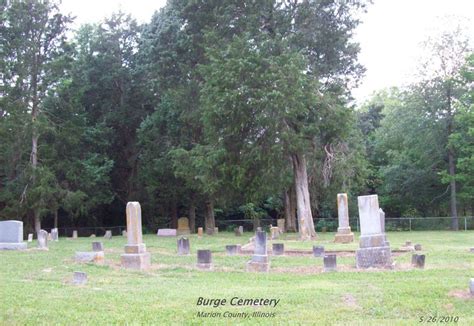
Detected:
[
  {"left": 122, "top": 230, "right": 127, "bottom": 237},
  {"left": 411, "top": 254, "right": 425, "bottom": 269},
  {"left": 235, "top": 226, "right": 243, "bottom": 236},
  {"left": 197, "top": 250, "right": 212, "bottom": 270},
  {"left": 277, "top": 219, "right": 285, "bottom": 233},
  {"left": 0, "top": 220, "right": 27, "bottom": 250},
  {"left": 51, "top": 228, "right": 59, "bottom": 241},
  {"left": 89, "top": 234, "right": 96, "bottom": 238},
  {"left": 470, "top": 247, "right": 474, "bottom": 253},
  {"left": 27, "top": 233, "right": 33, "bottom": 242},
  {"left": 226, "top": 245, "right": 238, "bottom": 256},
  {"left": 73, "top": 271, "right": 87, "bottom": 285},
  {"left": 379, "top": 208, "right": 386, "bottom": 233},
  {"left": 177, "top": 217, "right": 191, "bottom": 235},
  {"left": 177, "top": 237, "right": 190, "bottom": 255},
  {"left": 334, "top": 193, "right": 354, "bottom": 243},
  {"left": 313, "top": 246, "right": 325, "bottom": 257},
  {"left": 270, "top": 226, "right": 280, "bottom": 240},
  {"left": 246, "top": 231, "right": 270, "bottom": 272},
  {"left": 197, "top": 227, "right": 203, "bottom": 237},
  {"left": 470, "top": 278, "right": 474, "bottom": 295},
  {"left": 121, "top": 202, "right": 151, "bottom": 270},
  {"left": 75, "top": 251, "right": 104, "bottom": 264},
  {"left": 355, "top": 195, "right": 393, "bottom": 268},
  {"left": 256, "top": 227, "right": 262, "bottom": 232},
  {"left": 206, "top": 227, "right": 214, "bottom": 235},
  {"left": 104, "top": 230, "right": 112, "bottom": 239},
  {"left": 72, "top": 230, "right": 78, "bottom": 239},
  {"left": 92, "top": 242, "right": 104, "bottom": 252},
  {"left": 414, "top": 244, "right": 422, "bottom": 251},
  {"left": 272, "top": 243, "right": 284, "bottom": 256},
  {"left": 324, "top": 254, "right": 337, "bottom": 272},
  {"left": 214, "top": 227, "right": 219, "bottom": 234},
  {"left": 37, "top": 229, "right": 48, "bottom": 250},
  {"left": 157, "top": 229, "right": 177, "bottom": 237},
  {"left": 47, "top": 233, "right": 53, "bottom": 241}
]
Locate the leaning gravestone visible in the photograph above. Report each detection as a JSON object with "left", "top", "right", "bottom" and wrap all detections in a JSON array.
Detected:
[
  {"left": 121, "top": 202, "right": 151, "bottom": 270},
  {"left": 272, "top": 243, "right": 284, "bottom": 256},
  {"left": 355, "top": 195, "right": 392, "bottom": 268},
  {"left": 37, "top": 229, "right": 48, "bottom": 250},
  {"left": 157, "top": 229, "right": 177, "bottom": 237},
  {"left": 27, "top": 233, "right": 33, "bottom": 242},
  {"left": 0, "top": 220, "right": 27, "bottom": 250},
  {"left": 277, "top": 219, "right": 285, "bottom": 233},
  {"left": 177, "top": 217, "right": 191, "bottom": 235},
  {"left": 51, "top": 228, "right": 59, "bottom": 241},
  {"left": 177, "top": 237, "right": 190, "bottom": 255},
  {"left": 334, "top": 193, "right": 355, "bottom": 243},
  {"left": 104, "top": 230, "right": 112, "bottom": 239},
  {"left": 73, "top": 271, "right": 87, "bottom": 285},
  {"left": 324, "top": 254, "right": 337, "bottom": 272},
  {"left": 197, "top": 250, "right": 212, "bottom": 270},
  {"left": 246, "top": 231, "right": 270, "bottom": 272}
]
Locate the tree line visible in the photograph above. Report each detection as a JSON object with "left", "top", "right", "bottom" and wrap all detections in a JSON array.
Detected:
[{"left": 1, "top": 1, "right": 472, "bottom": 236}]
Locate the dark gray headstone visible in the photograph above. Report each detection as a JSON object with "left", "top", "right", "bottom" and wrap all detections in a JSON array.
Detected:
[
  {"left": 272, "top": 243, "right": 284, "bottom": 256},
  {"left": 197, "top": 250, "right": 212, "bottom": 269},
  {"left": 205, "top": 228, "right": 214, "bottom": 236},
  {"left": 323, "top": 254, "right": 337, "bottom": 272},
  {"left": 254, "top": 231, "right": 267, "bottom": 256},
  {"left": 177, "top": 237, "right": 190, "bottom": 255},
  {"left": 73, "top": 271, "right": 87, "bottom": 285},
  {"left": 226, "top": 245, "right": 238, "bottom": 256},
  {"left": 104, "top": 230, "right": 112, "bottom": 239},
  {"left": 414, "top": 244, "right": 422, "bottom": 251},
  {"left": 313, "top": 246, "right": 325, "bottom": 257},
  {"left": 92, "top": 242, "right": 104, "bottom": 252},
  {"left": 412, "top": 254, "right": 425, "bottom": 268},
  {"left": 37, "top": 230, "right": 48, "bottom": 249},
  {"left": 470, "top": 247, "right": 474, "bottom": 253}
]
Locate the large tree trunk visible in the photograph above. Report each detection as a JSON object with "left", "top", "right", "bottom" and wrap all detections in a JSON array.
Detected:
[
  {"left": 189, "top": 198, "right": 196, "bottom": 233},
  {"left": 291, "top": 153, "right": 316, "bottom": 239},
  {"left": 446, "top": 84, "right": 459, "bottom": 231},
  {"left": 170, "top": 201, "right": 178, "bottom": 229},
  {"left": 204, "top": 199, "right": 215, "bottom": 235},
  {"left": 284, "top": 186, "right": 297, "bottom": 232}
]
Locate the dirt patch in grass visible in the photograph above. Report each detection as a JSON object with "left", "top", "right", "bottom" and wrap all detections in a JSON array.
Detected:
[
  {"left": 448, "top": 289, "right": 473, "bottom": 300},
  {"left": 342, "top": 293, "right": 361, "bottom": 309}
]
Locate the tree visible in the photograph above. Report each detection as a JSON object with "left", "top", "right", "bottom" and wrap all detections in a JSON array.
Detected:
[{"left": 0, "top": 0, "right": 72, "bottom": 231}]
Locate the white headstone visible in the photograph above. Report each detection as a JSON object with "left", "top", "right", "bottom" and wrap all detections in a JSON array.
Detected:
[{"left": 0, "top": 220, "right": 27, "bottom": 250}]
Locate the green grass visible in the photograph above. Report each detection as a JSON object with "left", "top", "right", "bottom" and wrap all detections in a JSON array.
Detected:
[{"left": 0, "top": 231, "right": 473, "bottom": 325}]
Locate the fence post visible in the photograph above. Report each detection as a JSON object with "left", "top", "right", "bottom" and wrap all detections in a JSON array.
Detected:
[
  {"left": 409, "top": 218, "right": 412, "bottom": 232},
  {"left": 465, "top": 217, "right": 467, "bottom": 231}
]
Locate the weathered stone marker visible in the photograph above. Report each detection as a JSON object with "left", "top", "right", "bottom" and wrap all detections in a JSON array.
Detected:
[
  {"left": 226, "top": 245, "right": 238, "bottom": 255},
  {"left": 379, "top": 208, "right": 386, "bottom": 233},
  {"left": 51, "top": 228, "right": 59, "bottom": 241},
  {"left": 214, "top": 227, "right": 219, "bottom": 234},
  {"left": 323, "top": 254, "right": 337, "bottom": 272},
  {"left": 355, "top": 195, "right": 392, "bottom": 268},
  {"left": 92, "top": 242, "right": 104, "bottom": 252},
  {"left": 270, "top": 226, "right": 280, "bottom": 240},
  {"left": 27, "top": 233, "right": 33, "bottom": 242},
  {"left": 104, "top": 230, "right": 112, "bottom": 239},
  {"left": 37, "top": 229, "right": 48, "bottom": 250},
  {"left": 72, "top": 230, "right": 78, "bottom": 239},
  {"left": 234, "top": 226, "right": 243, "bottom": 236},
  {"left": 47, "top": 233, "right": 52, "bottom": 241},
  {"left": 177, "top": 217, "right": 191, "bottom": 235},
  {"left": 197, "top": 250, "right": 212, "bottom": 270},
  {"left": 414, "top": 244, "right": 422, "bottom": 251},
  {"left": 272, "top": 243, "right": 284, "bottom": 256},
  {"left": 0, "top": 220, "right": 27, "bottom": 250},
  {"left": 256, "top": 227, "right": 262, "bottom": 232},
  {"left": 89, "top": 234, "right": 96, "bottom": 238},
  {"left": 313, "top": 245, "right": 325, "bottom": 257},
  {"left": 122, "top": 230, "right": 127, "bottom": 237},
  {"left": 277, "top": 219, "right": 285, "bottom": 233},
  {"left": 157, "top": 229, "right": 177, "bottom": 237},
  {"left": 177, "top": 237, "right": 190, "bottom": 255},
  {"left": 412, "top": 254, "right": 425, "bottom": 269},
  {"left": 73, "top": 271, "right": 87, "bottom": 285},
  {"left": 197, "top": 227, "right": 203, "bottom": 237},
  {"left": 469, "top": 247, "right": 473, "bottom": 253},
  {"left": 334, "top": 193, "right": 354, "bottom": 243},
  {"left": 470, "top": 278, "right": 474, "bottom": 295},
  {"left": 121, "top": 202, "right": 151, "bottom": 270},
  {"left": 75, "top": 251, "right": 104, "bottom": 264},
  {"left": 246, "top": 231, "right": 270, "bottom": 272}
]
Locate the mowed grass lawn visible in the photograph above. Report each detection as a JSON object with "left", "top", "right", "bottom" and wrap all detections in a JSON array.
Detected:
[{"left": 0, "top": 231, "right": 473, "bottom": 325}]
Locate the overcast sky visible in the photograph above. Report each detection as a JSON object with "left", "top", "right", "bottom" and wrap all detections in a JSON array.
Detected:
[{"left": 60, "top": 0, "right": 474, "bottom": 105}]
